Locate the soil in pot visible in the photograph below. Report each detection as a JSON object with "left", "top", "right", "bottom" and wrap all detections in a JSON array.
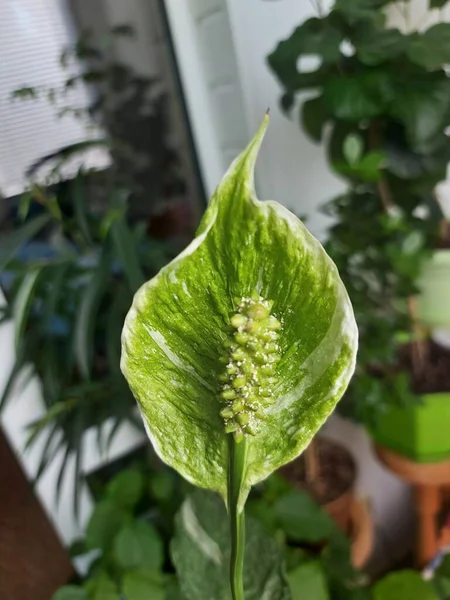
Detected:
[
  {"left": 400, "top": 339, "right": 450, "bottom": 394},
  {"left": 281, "top": 437, "right": 357, "bottom": 532}
]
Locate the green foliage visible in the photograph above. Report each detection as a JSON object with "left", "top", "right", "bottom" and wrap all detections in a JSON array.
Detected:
[
  {"left": 0, "top": 25, "right": 191, "bottom": 511},
  {"left": 288, "top": 562, "right": 329, "bottom": 600},
  {"left": 171, "top": 490, "right": 291, "bottom": 600},
  {"left": 268, "top": 0, "right": 449, "bottom": 424},
  {"left": 52, "top": 468, "right": 170, "bottom": 600},
  {"left": 273, "top": 490, "right": 335, "bottom": 543},
  {"left": 372, "top": 570, "right": 436, "bottom": 600}
]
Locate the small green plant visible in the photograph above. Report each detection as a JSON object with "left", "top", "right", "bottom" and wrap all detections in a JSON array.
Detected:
[{"left": 121, "top": 117, "right": 358, "bottom": 598}]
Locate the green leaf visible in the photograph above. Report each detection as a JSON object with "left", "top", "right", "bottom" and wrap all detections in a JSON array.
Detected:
[
  {"left": 267, "top": 18, "right": 340, "bottom": 91},
  {"left": 84, "top": 574, "right": 120, "bottom": 600},
  {"left": 288, "top": 561, "right": 330, "bottom": 600},
  {"left": 110, "top": 218, "right": 145, "bottom": 292},
  {"left": 72, "top": 173, "right": 93, "bottom": 245},
  {"left": 171, "top": 490, "right": 290, "bottom": 600},
  {"left": 273, "top": 489, "right": 336, "bottom": 543},
  {"left": 122, "top": 570, "right": 165, "bottom": 600},
  {"left": 343, "top": 134, "right": 364, "bottom": 166},
  {"left": 334, "top": 0, "right": 390, "bottom": 24},
  {"left": 354, "top": 27, "right": 406, "bottom": 66},
  {"left": 323, "top": 76, "right": 381, "bottom": 122},
  {"left": 121, "top": 116, "right": 357, "bottom": 508},
  {"left": 52, "top": 586, "right": 88, "bottom": 600},
  {"left": 390, "top": 79, "right": 450, "bottom": 152},
  {"left": 301, "top": 96, "right": 328, "bottom": 143},
  {"left": 86, "top": 500, "right": 127, "bottom": 552},
  {"left": 373, "top": 570, "right": 436, "bottom": 600},
  {"left": 74, "top": 247, "right": 110, "bottom": 380},
  {"left": 106, "top": 469, "right": 144, "bottom": 510},
  {"left": 407, "top": 24, "right": 450, "bottom": 70},
  {"left": 113, "top": 521, "right": 163, "bottom": 571},
  {"left": 13, "top": 267, "right": 42, "bottom": 350},
  {"left": 0, "top": 214, "right": 51, "bottom": 271},
  {"left": 430, "top": 0, "right": 448, "bottom": 6},
  {"left": 335, "top": 151, "right": 386, "bottom": 182}
]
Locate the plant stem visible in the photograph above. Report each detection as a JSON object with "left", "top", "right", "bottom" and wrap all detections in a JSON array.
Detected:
[{"left": 228, "top": 436, "right": 247, "bottom": 600}]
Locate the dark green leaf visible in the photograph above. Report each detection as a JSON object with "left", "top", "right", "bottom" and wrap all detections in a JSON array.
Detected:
[
  {"left": 110, "top": 219, "right": 144, "bottom": 292},
  {"left": 72, "top": 173, "right": 93, "bottom": 245},
  {"left": 52, "top": 586, "right": 87, "bottom": 600},
  {"left": 106, "top": 469, "right": 144, "bottom": 510},
  {"left": 280, "top": 92, "right": 295, "bottom": 115},
  {"left": 86, "top": 500, "right": 127, "bottom": 552},
  {"left": 430, "top": 0, "right": 448, "bottom": 6},
  {"left": 335, "top": 151, "right": 386, "bottom": 182},
  {"left": 407, "top": 24, "right": 450, "bottom": 70},
  {"left": 171, "top": 490, "right": 290, "bottom": 600},
  {"left": 273, "top": 489, "right": 336, "bottom": 543},
  {"left": 334, "top": 0, "right": 390, "bottom": 24},
  {"left": 323, "top": 76, "right": 381, "bottom": 121},
  {"left": 301, "top": 96, "right": 328, "bottom": 142},
  {"left": 0, "top": 214, "right": 51, "bottom": 271},
  {"left": 0, "top": 344, "right": 27, "bottom": 411},
  {"left": 69, "top": 538, "right": 87, "bottom": 557},
  {"left": 354, "top": 27, "right": 406, "bottom": 66},
  {"left": 391, "top": 80, "right": 450, "bottom": 151},
  {"left": 149, "top": 470, "right": 176, "bottom": 502},
  {"left": 13, "top": 267, "right": 43, "bottom": 350},
  {"left": 74, "top": 247, "right": 110, "bottom": 380},
  {"left": 373, "top": 570, "right": 436, "bottom": 600},
  {"left": 121, "top": 569, "right": 165, "bottom": 600},
  {"left": 288, "top": 561, "right": 330, "bottom": 600},
  {"left": 267, "top": 18, "right": 340, "bottom": 91},
  {"left": 113, "top": 521, "right": 163, "bottom": 571},
  {"left": 84, "top": 574, "right": 120, "bottom": 600}
]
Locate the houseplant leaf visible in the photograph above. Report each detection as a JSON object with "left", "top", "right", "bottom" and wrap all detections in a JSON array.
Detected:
[
  {"left": 372, "top": 570, "right": 436, "bottom": 600},
  {"left": 171, "top": 490, "right": 290, "bottom": 600},
  {"left": 113, "top": 521, "right": 163, "bottom": 571},
  {"left": 121, "top": 570, "right": 165, "bottom": 600},
  {"left": 121, "top": 115, "right": 357, "bottom": 509},
  {"left": 288, "top": 561, "right": 329, "bottom": 600}
]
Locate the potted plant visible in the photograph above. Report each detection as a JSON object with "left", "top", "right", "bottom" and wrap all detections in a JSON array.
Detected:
[{"left": 267, "top": 0, "right": 450, "bottom": 466}]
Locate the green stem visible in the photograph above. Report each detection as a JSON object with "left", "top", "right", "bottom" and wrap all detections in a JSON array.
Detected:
[{"left": 228, "top": 435, "right": 247, "bottom": 600}]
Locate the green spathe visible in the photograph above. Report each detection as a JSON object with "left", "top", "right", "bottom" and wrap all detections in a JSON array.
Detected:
[{"left": 121, "top": 116, "right": 358, "bottom": 509}]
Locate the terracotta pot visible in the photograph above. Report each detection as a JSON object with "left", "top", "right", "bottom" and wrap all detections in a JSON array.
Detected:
[
  {"left": 323, "top": 484, "right": 355, "bottom": 533},
  {"left": 281, "top": 437, "right": 357, "bottom": 534},
  {"left": 350, "top": 499, "right": 374, "bottom": 569}
]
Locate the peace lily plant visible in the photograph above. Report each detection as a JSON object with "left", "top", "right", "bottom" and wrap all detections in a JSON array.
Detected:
[{"left": 121, "top": 116, "right": 358, "bottom": 599}]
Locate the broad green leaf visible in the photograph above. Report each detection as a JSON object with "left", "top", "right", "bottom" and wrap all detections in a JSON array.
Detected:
[
  {"left": 301, "top": 96, "right": 328, "bottom": 143},
  {"left": 354, "top": 27, "right": 406, "bottom": 66},
  {"left": 273, "top": 489, "right": 335, "bottom": 543},
  {"left": 86, "top": 500, "right": 127, "bottom": 551},
  {"left": 106, "top": 469, "right": 144, "bottom": 509},
  {"left": 52, "top": 586, "right": 88, "bottom": 600},
  {"left": 407, "top": 24, "right": 450, "bottom": 71},
  {"left": 171, "top": 490, "right": 290, "bottom": 600},
  {"left": 334, "top": 0, "right": 390, "bottom": 24},
  {"left": 323, "top": 76, "right": 381, "bottom": 122},
  {"left": 430, "top": 0, "right": 448, "bottom": 6},
  {"left": 390, "top": 80, "right": 450, "bottom": 152},
  {"left": 13, "top": 267, "right": 43, "bottom": 350},
  {"left": 84, "top": 574, "right": 120, "bottom": 600},
  {"left": 121, "top": 116, "right": 357, "bottom": 508},
  {"left": 373, "top": 570, "right": 436, "bottom": 600},
  {"left": 122, "top": 570, "right": 165, "bottom": 600},
  {"left": 288, "top": 561, "right": 329, "bottom": 600},
  {"left": 0, "top": 213, "right": 51, "bottom": 271},
  {"left": 113, "top": 521, "right": 163, "bottom": 571}
]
